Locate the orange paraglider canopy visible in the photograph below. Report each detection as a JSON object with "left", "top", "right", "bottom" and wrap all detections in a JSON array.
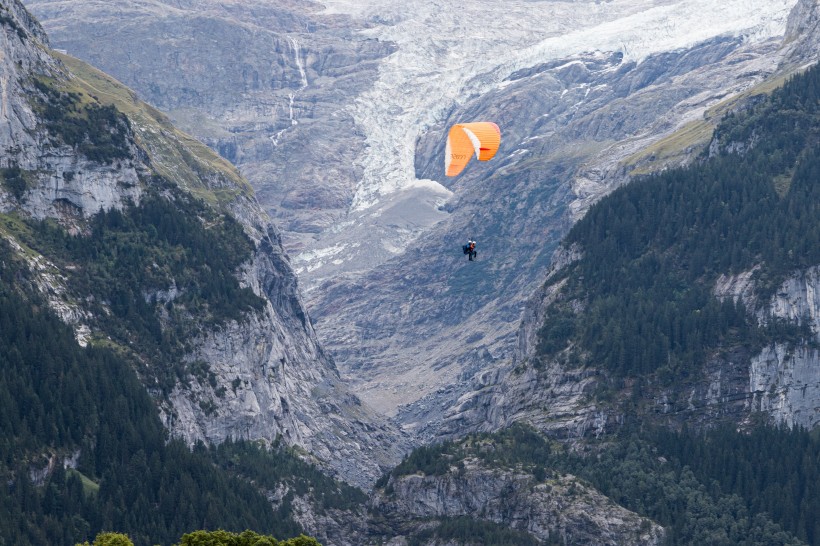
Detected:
[{"left": 445, "top": 122, "right": 501, "bottom": 177}]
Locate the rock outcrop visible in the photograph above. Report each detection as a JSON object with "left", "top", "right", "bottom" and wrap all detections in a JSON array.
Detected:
[
  {"left": 0, "top": 5, "right": 145, "bottom": 218},
  {"left": 372, "top": 458, "right": 664, "bottom": 546},
  {"left": 783, "top": 0, "right": 820, "bottom": 63},
  {"left": 715, "top": 266, "right": 820, "bottom": 429}
]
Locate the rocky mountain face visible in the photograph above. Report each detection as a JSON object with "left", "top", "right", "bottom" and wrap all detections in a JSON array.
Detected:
[
  {"left": 319, "top": 18, "right": 804, "bottom": 433},
  {"left": 784, "top": 0, "right": 820, "bottom": 63},
  {"left": 444, "top": 259, "right": 820, "bottom": 443},
  {"left": 371, "top": 459, "right": 664, "bottom": 546},
  {"left": 0, "top": 5, "right": 143, "bottom": 221},
  {"left": 6, "top": 1, "right": 820, "bottom": 543},
  {"left": 718, "top": 266, "right": 820, "bottom": 428},
  {"left": 0, "top": 0, "right": 405, "bottom": 488},
  {"left": 3, "top": 4, "right": 665, "bottom": 543},
  {"left": 24, "top": 1, "right": 814, "bottom": 444}
]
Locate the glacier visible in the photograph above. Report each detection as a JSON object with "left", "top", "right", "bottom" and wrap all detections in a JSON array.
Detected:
[{"left": 298, "top": 0, "right": 796, "bottom": 284}]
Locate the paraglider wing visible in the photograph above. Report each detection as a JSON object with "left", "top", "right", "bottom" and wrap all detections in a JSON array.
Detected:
[{"left": 445, "top": 122, "right": 500, "bottom": 177}]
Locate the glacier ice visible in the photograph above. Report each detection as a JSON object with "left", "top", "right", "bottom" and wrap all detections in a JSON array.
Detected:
[{"left": 298, "top": 0, "right": 796, "bottom": 282}]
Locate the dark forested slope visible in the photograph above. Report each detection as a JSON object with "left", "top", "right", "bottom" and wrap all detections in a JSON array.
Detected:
[
  {"left": 0, "top": 238, "right": 313, "bottom": 545},
  {"left": 537, "top": 62, "right": 820, "bottom": 384},
  {"left": 378, "top": 424, "right": 817, "bottom": 545}
]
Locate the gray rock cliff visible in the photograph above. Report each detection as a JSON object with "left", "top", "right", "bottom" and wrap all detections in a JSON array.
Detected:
[
  {"left": 715, "top": 266, "right": 820, "bottom": 429},
  {"left": 371, "top": 458, "right": 663, "bottom": 546}
]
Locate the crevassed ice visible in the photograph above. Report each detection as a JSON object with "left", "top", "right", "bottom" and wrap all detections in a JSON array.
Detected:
[
  {"left": 295, "top": 0, "right": 794, "bottom": 284},
  {"left": 318, "top": 0, "right": 794, "bottom": 212}
]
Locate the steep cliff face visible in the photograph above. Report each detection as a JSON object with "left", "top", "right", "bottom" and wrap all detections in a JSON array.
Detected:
[
  {"left": 0, "top": 0, "right": 146, "bottom": 344},
  {"left": 476, "top": 264, "right": 820, "bottom": 442},
  {"left": 0, "top": 0, "right": 405, "bottom": 488},
  {"left": 715, "top": 266, "right": 820, "bottom": 429},
  {"left": 371, "top": 458, "right": 663, "bottom": 545},
  {"left": 432, "top": 247, "right": 613, "bottom": 441},
  {"left": 783, "top": 0, "right": 820, "bottom": 62},
  {"left": 0, "top": 5, "right": 144, "bottom": 218}
]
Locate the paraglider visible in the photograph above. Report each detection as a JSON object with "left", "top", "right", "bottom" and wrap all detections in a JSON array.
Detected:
[
  {"left": 445, "top": 121, "right": 500, "bottom": 177},
  {"left": 445, "top": 122, "right": 500, "bottom": 261},
  {"left": 462, "top": 239, "right": 477, "bottom": 261}
]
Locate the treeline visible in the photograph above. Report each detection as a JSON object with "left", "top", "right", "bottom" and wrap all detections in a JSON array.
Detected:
[
  {"left": 210, "top": 440, "right": 367, "bottom": 513},
  {"left": 77, "top": 530, "right": 321, "bottom": 546},
  {"left": 537, "top": 62, "right": 820, "bottom": 378},
  {"left": 383, "top": 423, "right": 552, "bottom": 482},
  {"left": 0, "top": 239, "right": 342, "bottom": 545},
  {"left": 561, "top": 432, "right": 803, "bottom": 546},
  {"left": 651, "top": 424, "right": 820, "bottom": 545}
]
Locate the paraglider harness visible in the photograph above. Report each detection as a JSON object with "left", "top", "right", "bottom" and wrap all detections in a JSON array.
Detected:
[{"left": 463, "top": 240, "right": 477, "bottom": 261}]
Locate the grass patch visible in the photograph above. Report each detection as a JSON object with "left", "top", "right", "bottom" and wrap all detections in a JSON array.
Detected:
[
  {"left": 623, "top": 68, "right": 805, "bottom": 176},
  {"left": 625, "top": 118, "right": 713, "bottom": 175},
  {"left": 773, "top": 172, "right": 793, "bottom": 197},
  {"left": 0, "top": 212, "right": 33, "bottom": 238},
  {"left": 0, "top": 212, "right": 46, "bottom": 263},
  {"left": 67, "top": 468, "right": 100, "bottom": 496}
]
